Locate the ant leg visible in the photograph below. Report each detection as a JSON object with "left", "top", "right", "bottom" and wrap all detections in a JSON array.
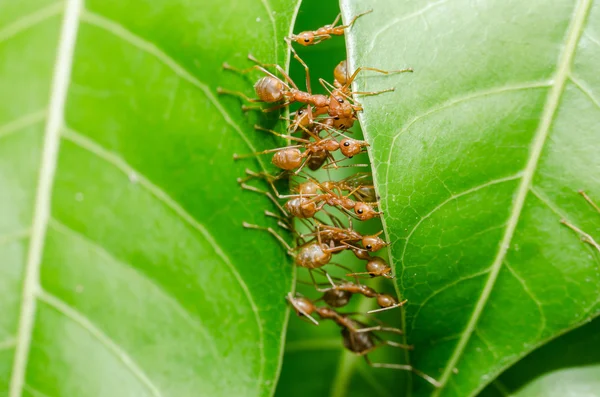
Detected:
[
  {"left": 368, "top": 299, "right": 408, "bottom": 314},
  {"left": 242, "top": 222, "right": 294, "bottom": 254},
  {"left": 341, "top": 9, "right": 372, "bottom": 29},
  {"left": 560, "top": 219, "right": 600, "bottom": 252},
  {"left": 237, "top": 168, "right": 279, "bottom": 184},
  {"left": 330, "top": 13, "right": 342, "bottom": 27},
  {"left": 579, "top": 190, "right": 600, "bottom": 213},
  {"left": 383, "top": 340, "right": 413, "bottom": 350},
  {"left": 254, "top": 125, "right": 310, "bottom": 143},
  {"left": 352, "top": 88, "right": 395, "bottom": 96},
  {"left": 264, "top": 210, "right": 292, "bottom": 229},
  {"left": 354, "top": 325, "right": 403, "bottom": 335},
  {"left": 319, "top": 78, "right": 336, "bottom": 96},
  {"left": 288, "top": 46, "right": 312, "bottom": 93},
  {"left": 345, "top": 66, "right": 413, "bottom": 88},
  {"left": 324, "top": 159, "right": 371, "bottom": 170},
  {"left": 364, "top": 356, "right": 441, "bottom": 388},
  {"left": 258, "top": 101, "right": 293, "bottom": 113},
  {"left": 224, "top": 62, "right": 293, "bottom": 91},
  {"left": 216, "top": 88, "right": 263, "bottom": 103},
  {"left": 308, "top": 270, "right": 332, "bottom": 292},
  {"left": 247, "top": 54, "right": 299, "bottom": 90},
  {"left": 239, "top": 183, "right": 289, "bottom": 216}
]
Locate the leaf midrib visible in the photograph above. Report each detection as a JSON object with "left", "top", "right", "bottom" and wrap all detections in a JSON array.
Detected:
[
  {"left": 432, "top": 0, "right": 594, "bottom": 394},
  {"left": 9, "top": 1, "right": 82, "bottom": 396}
]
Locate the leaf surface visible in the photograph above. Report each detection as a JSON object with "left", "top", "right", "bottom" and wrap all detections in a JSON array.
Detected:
[
  {"left": 0, "top": 0, "right": 299, "bottom": 395},
  {"left": 341, "top": 0, "right": 600, "bottom": 395}
]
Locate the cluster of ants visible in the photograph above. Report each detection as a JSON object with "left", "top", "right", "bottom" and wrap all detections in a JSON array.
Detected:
[{"left": 219, "top": 11, "right": 439, "bottom": 387}]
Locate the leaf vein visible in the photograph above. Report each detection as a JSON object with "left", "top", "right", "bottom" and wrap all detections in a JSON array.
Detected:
[
  {"left": 504, "top": 260, "right": 546, "bottom": 339},
  {"left": 383, "top": 81, "right": 550, "bottom": 196},
  {"left": 432, "top": 0, "right": 594, "bottom": 393},
  {"left": 0, "top": 338, "right": 16, "bottom": 351},
  {"left": 399, "top": 173, "right": 523, "bottom": 266},
  {"left": 410, "top": 269, "right": 491, "bottom": 331},
  {"left": 9, "top": 1, "right": 80, "bottom": 395},
  {"left": 60, "top": 127, "right": 266, "bottom": 383},
  {"left": 366, "top": 0, "right": 450, "bottom": 53},
  {"left": 0, "top": 2, "right": 63, "bottom": 44},
  {"left": 79, "top": 9, "right": 268, "bottom": 172},
  {"left": 569, "top": 74, "right": 600, "bottom": 111},
  {"left": 0, "top": 228, "right": 31, "bottom": 246},
  {"left": 37, "top": 290, "right": 163, "bottom": 397},
  {"left": 0, "top": 110, "right": 46, "bottom": 141},
  {"left": 48, "top": 218, "right": 221, "bottom": 359}
]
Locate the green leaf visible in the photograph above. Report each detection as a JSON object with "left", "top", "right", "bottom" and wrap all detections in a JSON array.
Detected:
[
  {"left": 0, "top": 0, "right": 299, "bottom": 395},
  {"left": 341, "top": 0, "right": 600, "bottom": 395},
  {"left": 479, "top": 315, "right": 600, "bottom": 397}
]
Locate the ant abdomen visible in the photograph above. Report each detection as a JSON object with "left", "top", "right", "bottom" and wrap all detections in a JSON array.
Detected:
[
  {"left": 295, "top": 241, "right": 332, "bottom": 269},
  {"left": 323, "top": 289, "right": 352, "bottom": 307},
  {"left": 285, "top": 197, "right": 319, "bottom": 219},
  {"left": 307, "top": 148, "right": 328, "bottom": 171},
  {"left": 342, "top": 326, "right": 376, "bottom": 354},
  {"left": 377, "top": 294, "right": 397, "bottom": 308},
  {"left": 366, "top": 257, "right": 393, "bottom": 278},
  {"left": 254, "top": 76, "right": 285, "bottom": 102},
  {"left": 272, "top": 148, "right": 303, "bottom": 170},
  {"left": 334, "top": 60, "right": 348, "bottom": 87}
]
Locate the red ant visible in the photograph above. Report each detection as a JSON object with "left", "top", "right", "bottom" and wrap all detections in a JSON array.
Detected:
[
  {"left": 242, "top": 222, "right": 348, "bottom": 272},
  {"left": 218, "top": 54, "right": 357, "bottom": 120},
  {"left": 317, "top": 280, "right": 406, "bottom": 313},
  {"left": 233, "top": 125, "right": 369, "bottom": 174},
  {"left": 301, "top": 220, "right": 389, "bottom": 253},
  {"left": 287, "top": 294, "right": 440, "bottom": 387},
  {"left": 286, "top": 11, "right": 372, "bottom": 47}
]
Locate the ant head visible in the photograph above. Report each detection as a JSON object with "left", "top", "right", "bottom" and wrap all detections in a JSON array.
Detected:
[
  {"left": 366, "top": 256, "right": 392, "bottom": 277},
  {"left": 272, "top": 148, "right": 303, "bottom": 170},
  {"left": 254, "top": 76, "right": 285, "bottom": 102},
  {"left": 294, "top": 32, "right": 315, "bottom": 46},
  {"left": 323, "top": 289, "right": 352, "bottom": 308},
  {"left": 334, "top": 60, "right": 349, "bottom": 85},
  {"left": 354, "top": 202, "right": 379, "bottom": 221},
  {"left": 293, "top": 106, "right": 312, "bottom": 128},
  {"left": 362, "top": 233, "right": 388, "bottom": 252},
  {"left": 331, "top": 115, "right": 355, "bottom": 130},
  {"left": 376, "top": 294, "right": 397, "bottom": 308},
  {"left": 340, "top": 138, "right": 368, "bottom": 157},
  {"left": 328, "top": 95, "right": 355, "bottom": 119}
]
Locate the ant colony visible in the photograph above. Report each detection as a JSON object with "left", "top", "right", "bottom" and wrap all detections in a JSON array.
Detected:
[{"left": 218, "top": 8, "right": 439, "bottom": 388}]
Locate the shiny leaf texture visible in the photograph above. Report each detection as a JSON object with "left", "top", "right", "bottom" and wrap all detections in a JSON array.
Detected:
[
  {"left": 480, "top": 315, "right": 600, "bottom": 396},
  {"left": 341, "top": 0, "right": 600, "bottom": 396},
  {"left": 0, "top": 0, "right": 299, "bottom": 395}
]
